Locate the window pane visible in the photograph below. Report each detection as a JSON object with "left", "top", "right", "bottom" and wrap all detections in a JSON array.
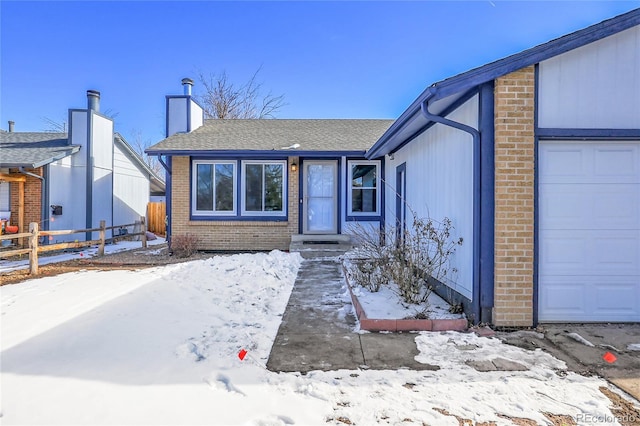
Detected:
[
  {"left": 215, "top": 164, "right": 234, "bottom": 211},
  {"left": 352, "top": 164, "right": 377, "bottom": 188},
  {"left": 245, "top": 164, "right": 263, "bottom": 211},
  {"left": 196, "top": 164, "right": 213, "bottom": 211},
  {"left": 352, "top": 188, "right": 377, "bottom": 213},
  {"left": 264, "top": 164, "right": 283, "bottom": 211}
]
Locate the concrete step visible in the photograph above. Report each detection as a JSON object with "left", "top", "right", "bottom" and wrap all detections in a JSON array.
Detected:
[{"left": 289, "top": 234, "right": 353, "bottom": 258}]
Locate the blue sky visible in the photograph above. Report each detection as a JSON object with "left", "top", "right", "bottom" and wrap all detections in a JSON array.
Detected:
[{"left": 1, "top": 1, "right": 638, "bottom": 147}]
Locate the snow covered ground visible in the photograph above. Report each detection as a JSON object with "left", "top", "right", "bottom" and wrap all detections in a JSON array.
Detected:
[{"left": 0, "top": 251, "right": 635, "bottom": 425}]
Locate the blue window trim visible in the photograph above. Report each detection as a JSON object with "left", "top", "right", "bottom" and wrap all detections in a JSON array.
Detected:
[
  {"left": 345, "top": 158, "right": 383, "bottom": 221},
  {"left": 189, "top": 157, "right": 290, "bottom": 222},
  {"left": 533, "top": 64, "right": 541, "bottom": 327},
  {"left": 395, "top": 162, "right": 407, "bottom": 242}
]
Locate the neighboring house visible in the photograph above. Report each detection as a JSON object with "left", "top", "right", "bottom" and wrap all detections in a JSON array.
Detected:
[
  {"left": 367, "top": 8, "right": 640, "bottom": 326},
  {"left": 0, "top": 91, "right": 165, "bottom": 243},
  {"left": 146, "top": 79, "right": 393, "bottom": 251}
]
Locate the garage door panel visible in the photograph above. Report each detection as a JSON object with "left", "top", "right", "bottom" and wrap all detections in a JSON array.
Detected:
[
  {"left": 539, "top": 277, "right": 640, "bottom": 322},
  {"left": 541, "top": 230, "right": 640, "bottom": 275},
  {"left": 594, "top": 146, "right": 639, "bottom": 179},
  {"left": 542, "top": 184, "right": 639, "bottom": 229},
  {"left": 594, "top": 284, "right": 639, "bottom": 313},
  {"left": 541, "top": 148, "right": 585, "bottom": 180},
  {"left": 540, "top": 143, "right": 640, "bottom": 184},
  {"left": 539, "top": 141, "right": 640, "bottom": 322},
  {"left": 595, "top": 234, "right": 640, "bottom": 272},
  {"left": 538, "top": 281, "right": 585, "bottom": 315},
  {"left": 540, "top": 234, "right": 585, "bottom": 270}
]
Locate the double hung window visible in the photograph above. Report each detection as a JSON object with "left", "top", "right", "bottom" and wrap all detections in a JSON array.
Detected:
[
  {"left": 349, "top": 161, "right": 380, "bottom": 215},
  {"left": 193, "top": 161, "right": 236, "bottom": 215},
  {"left": 242, "top": 161, "right": 286, "bottom": 216}
]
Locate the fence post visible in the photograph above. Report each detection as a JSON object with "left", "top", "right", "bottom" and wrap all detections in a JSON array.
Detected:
[
  {"left": 98, "top": 220, "right": 106, "bottom": 256},
  {"left": 29, "top": 222, "right": 39, "bottom": 275},
  {"left": 141, "top": 216, "right": 147, "bottom": 248}
]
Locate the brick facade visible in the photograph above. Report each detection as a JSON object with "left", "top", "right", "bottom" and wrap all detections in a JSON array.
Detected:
[
  {"left": 171, "top": 156, "right": 299, "bottom": 251},
  {"left": 493, "top": 66, "right": 536, "bottom": 327},
  {"left": 9, "top": 167, "right": 43, "bottom": 232}
]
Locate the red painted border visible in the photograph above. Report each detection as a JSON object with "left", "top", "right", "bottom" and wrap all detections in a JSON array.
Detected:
[{"left": 343, "top": 265, "right": 468, "bottom": 332}]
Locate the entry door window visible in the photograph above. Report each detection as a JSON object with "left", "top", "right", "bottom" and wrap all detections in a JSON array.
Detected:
[{"left": 305, "top": 161, "right": 337, "bottom": 233}]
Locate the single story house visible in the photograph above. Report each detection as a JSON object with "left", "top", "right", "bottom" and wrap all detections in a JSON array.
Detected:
[
  {"left": 368, "top": 8, "right": 640, "bottom": 326},
  {"left": 146, "top": 80, "right": 392, "bottom": 251},
  {"left": 0, "top": 91, "right": 165, "bottom": 243},
  {"left": 148, "top": 8, "right": 639, "bottom": 327}
]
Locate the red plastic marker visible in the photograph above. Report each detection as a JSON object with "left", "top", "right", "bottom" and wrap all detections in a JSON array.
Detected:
[
  {"left": 80, "top": 253, "right": 84, "bottom": 257},
  {"left": 238, "top": 349, "right": 248, "bottom": 361},
  {"left": 603, "top": 352, "right": 617, "bottom": 363}
]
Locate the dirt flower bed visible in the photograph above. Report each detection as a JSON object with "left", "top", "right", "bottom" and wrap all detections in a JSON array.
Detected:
[{"left": 0, "top": 243, "right": 213, "bottom": 286}]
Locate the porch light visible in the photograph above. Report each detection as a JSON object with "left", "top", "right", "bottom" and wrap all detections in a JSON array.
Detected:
[{"left": 291, "top": 162, "right": 298, "bottom": 172}]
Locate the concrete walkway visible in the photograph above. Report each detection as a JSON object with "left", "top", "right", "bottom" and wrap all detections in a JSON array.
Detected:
[{"left": 267, "top": 257, "right": 438, "bottom": 373}]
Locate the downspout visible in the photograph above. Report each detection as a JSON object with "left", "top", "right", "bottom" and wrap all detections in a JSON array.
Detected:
[
  {"left": 420, "top": 91, "right": 482, "bottom": 325},
  {"left": 18, "top": 167, "right": 47, "bottom": 237},
  {"left": 156, "top": 155, "right": 172, "bottom": 246}
]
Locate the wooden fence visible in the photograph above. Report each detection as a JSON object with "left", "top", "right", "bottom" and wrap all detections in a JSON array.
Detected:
[
  {"left": 147, "top": 202, "right": 166, "bottom": 236},
  {"left": 0, "top": 217, "right": 147, "bottom": 276}
]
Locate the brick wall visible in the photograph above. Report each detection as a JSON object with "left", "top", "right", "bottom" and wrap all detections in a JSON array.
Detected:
[
  {"left": 171, "top": 156, "right": 299, "bottom": 251},
  {"left": 493, "top": 66, "right": 536, "bottom": 327},
  {"left": 9, "top": 167, "right": 43, "bottom": 232}
]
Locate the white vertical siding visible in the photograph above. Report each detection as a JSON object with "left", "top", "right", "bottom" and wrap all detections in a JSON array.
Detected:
[
  {"left": 167, "top": 97, "right": 188, "bottom": 136},
  {"left": 90, "top": 113, "right": 113, "bottom": 236},
  {"left": 384, "top": 95, "right": 477, "bottom": 300},
  {"left": 539, "top": 26, "right": 640, "bottom": 129},
  {"left": 91, "top": 114, "right": 113, "bottom": 169},
  {"left": 69, "top": 110, "right": 88, "bottom": 167},
  {"left": 113, "top": 143, "right": 150, "bottom": 228},
  {"left": 189, "top": 99, "right": 204, "bottom": 131},
  {"left": 48, "top": 161, "right": 86, "bottom": 243}
]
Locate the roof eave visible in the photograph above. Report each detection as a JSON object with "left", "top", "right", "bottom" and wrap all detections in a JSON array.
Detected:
[
  {"left": 0, "top": 146, "right": 81, "bottom": 169},
  {"left": 146, "top": 149, "right": 368, "bottom": 157},
  {"left": 366, "top": 8, "right": 640, "bottom": 159}
]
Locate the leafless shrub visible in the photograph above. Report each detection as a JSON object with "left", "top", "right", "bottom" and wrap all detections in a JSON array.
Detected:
[
  {"left": 347, "top": 215, "right": 462, "bottom": 307},
  {"left": 171, "top": 233, "right": 199, "bottom": 258}
]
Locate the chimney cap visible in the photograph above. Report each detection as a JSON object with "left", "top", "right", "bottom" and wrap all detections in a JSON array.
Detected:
[
  {"left": 181, "top": 78, "right": 194, "bottom": 86},
  {"left": 87, "top": 89, "right": 101, "bottom": 97}
]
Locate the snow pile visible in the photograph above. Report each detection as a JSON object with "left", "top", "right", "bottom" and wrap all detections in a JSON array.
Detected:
[{"left": 0, "top": 251, "right": 630, "bottom": 425}]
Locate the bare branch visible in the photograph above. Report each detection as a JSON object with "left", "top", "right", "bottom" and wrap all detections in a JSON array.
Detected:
[{"left": 196, "top": 67, "right": 286, "bottom": 119}]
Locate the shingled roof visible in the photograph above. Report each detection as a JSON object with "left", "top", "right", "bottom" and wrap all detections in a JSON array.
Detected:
[
  {"left": 146, "top": 119, "right": 394, "bottom": 155},
  {"left": 0, "top": 132, "right": 80, "bottom": 168}
]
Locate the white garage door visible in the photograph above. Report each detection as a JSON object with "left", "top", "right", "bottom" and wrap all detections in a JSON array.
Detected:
[{"left": 539, "top": 141, "right": 640, "bottom": 322}]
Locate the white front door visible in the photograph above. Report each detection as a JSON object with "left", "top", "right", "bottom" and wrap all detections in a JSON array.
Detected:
[
  {"left": 539, "top": 141, "right": 640, "bottom": 322},
  {"left": 303, "top": 160, "right": 338, "bottom": 234}
]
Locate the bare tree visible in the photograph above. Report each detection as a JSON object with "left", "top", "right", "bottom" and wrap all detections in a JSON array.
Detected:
[
  {"left": 128, "top": 129, "right": 163, "bottom": 175},
  {"left": 196, "top": 67, "right": 286, "bottom": 119}
]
